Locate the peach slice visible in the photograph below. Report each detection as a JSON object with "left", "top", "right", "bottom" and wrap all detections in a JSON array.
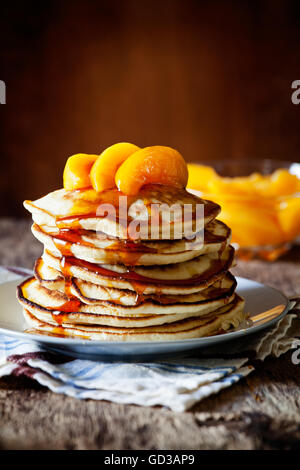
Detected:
[
  {"left": 219, "top": 201, "right": 284, "bottom": 247},
  {"left": 63, "top": 154, "right": 98, "bottom": 190},
  {"left": 115, "top": 146, "right": 188, "bottom": 195},
  {"left": 90, "top": 142, "right": 140, "bottom": 192},
  {"left": 187, "top": 164, "right": 218, "bottom": 192},
  {"left": 268, "top": 169, "right": 300, "bottom": 197},
  {"left": 187, "top": 165, "right": 300, "bottom": 198},
  {"left": 278, "top": 197, "right": 300, "bottom": 241}
]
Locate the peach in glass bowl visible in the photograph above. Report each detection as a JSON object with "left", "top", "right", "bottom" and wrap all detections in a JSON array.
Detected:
[{"left": 187, "top": 159, "right": 300, "bottom": 261}]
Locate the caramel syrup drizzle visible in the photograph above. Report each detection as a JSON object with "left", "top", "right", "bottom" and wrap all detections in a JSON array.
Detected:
[
  {"left": 45, "top": 224, "right": 156, "bottom": 266},
  {"left": 30, "top": 188, "right": 221, "bottom": 336},
  {"left": 54, "top": 253, "right": 230, "bottom": 286},
  {"left": 53, "top": 185, "right": 218, "bottom": 240},
  {"left": 41, "top": 190, "right": 227, "bottom": 324},
  {"left": 49, "top": 236, "right": 82, "bottom": 325},
  {"left": 44, "top": 234, "right": 232, "bottom": 328},
  {"left": 48, "top": 233, "right": 147, "bottom": 320}
]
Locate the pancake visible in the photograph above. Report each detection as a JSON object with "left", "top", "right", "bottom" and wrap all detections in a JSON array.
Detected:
[
  {"left": 84, "top": 245, "right": 235, "bottom": 280},
  {"left": 37, "top": 219, "right": 230, "bottom": 253},
  {"left": 19, "top": 161, "right": 244, "bottom": 343},
  {"left": 41, "top": 244, "right": 235, "bottom": 294},
  {"left": 31, "top": 219, "right": 230, "bottom": 266},
  {"left": 17, "top": 277, "right": 236, "bottom": 321},
  {"left": 23, "top": 294, "right": 245, "bottom": 341},
  {"left": 35, "top": 258, "right": 237, "bottom": 306},
  {"left": 24, "top": 185, "right": 220, "bottom": 240}
]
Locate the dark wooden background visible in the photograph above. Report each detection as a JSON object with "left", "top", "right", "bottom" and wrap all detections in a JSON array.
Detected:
[{"left": 1, "top": 0, "right": 300, "bottom": 216}]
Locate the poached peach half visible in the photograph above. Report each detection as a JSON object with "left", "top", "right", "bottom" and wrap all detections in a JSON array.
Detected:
[
  {"left": 115, "top": 146, "right": 188, "bottom": 195},
  {"left": 63, "top": 153, "right": 98, "bottom": 190},
  {"left": 90, "top": 142, "right": 140, "bottom": 192}
]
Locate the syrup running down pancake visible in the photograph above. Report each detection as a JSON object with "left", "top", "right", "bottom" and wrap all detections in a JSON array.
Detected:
[
  {"left": 31, "top": 219, "right": 230, "bottom": 266},
  {"left": 17, "top": 144, "right": 245, "bottom": 341}
]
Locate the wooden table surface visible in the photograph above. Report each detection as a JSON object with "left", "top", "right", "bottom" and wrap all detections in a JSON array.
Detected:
[{"left": 0, "top": 218, "right": 299, "bottom": 450}]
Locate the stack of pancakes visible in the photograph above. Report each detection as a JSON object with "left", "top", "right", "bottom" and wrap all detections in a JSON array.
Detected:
[{"left": 17, "top": 184, "right": 245, "bottom": 341}]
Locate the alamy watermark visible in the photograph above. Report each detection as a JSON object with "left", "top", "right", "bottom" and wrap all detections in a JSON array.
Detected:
[
  {"left": 94, "top": 198, "right": 205, "bottom": 249},
  {"left": 0, "top": 80, "right": 6, "bottom": 104},
  {"left": 291, "top": 339, "right": 300, "bottom": 365},
  {"left": 291, "top": 80, "right": 300, "bottom": 105}
]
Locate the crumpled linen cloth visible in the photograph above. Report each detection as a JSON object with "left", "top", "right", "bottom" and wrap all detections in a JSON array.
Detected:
[{"left": 0, "top": 266, "right": 299, "bottom": 412}]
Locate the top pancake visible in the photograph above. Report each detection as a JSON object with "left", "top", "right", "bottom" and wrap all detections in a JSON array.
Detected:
[{"left": 24, "top": 184, "right": 220, "bottom": 240}]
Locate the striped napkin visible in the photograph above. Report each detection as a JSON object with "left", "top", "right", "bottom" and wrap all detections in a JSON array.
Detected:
[{"left": 0, "top": 267, "right": 299, "bottom": 412}]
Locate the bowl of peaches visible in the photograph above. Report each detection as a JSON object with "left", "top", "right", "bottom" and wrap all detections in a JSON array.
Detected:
[{"left": 187, "top": 159, "right": 300, "bottom": 261}]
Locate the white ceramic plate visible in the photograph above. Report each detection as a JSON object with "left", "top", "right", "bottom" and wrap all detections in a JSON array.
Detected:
[{"left": 0, "top": 277, "right": 292, "bottom": 361}]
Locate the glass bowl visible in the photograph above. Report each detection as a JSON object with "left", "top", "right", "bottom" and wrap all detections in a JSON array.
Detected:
[{"left": 187, "top": 159, "right": 300, "bottom": 261}]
